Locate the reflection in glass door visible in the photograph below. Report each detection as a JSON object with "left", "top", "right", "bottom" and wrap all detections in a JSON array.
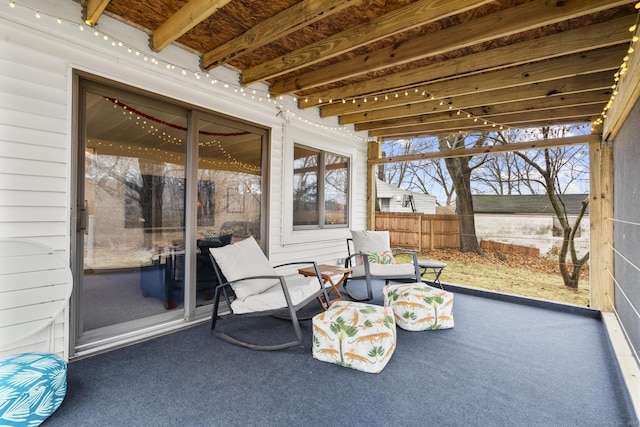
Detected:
[
  {"left": 74, "top": 78, "right": 268, "bottom": 354},
  {"left": 79, "top": 87, "right": 187, "bottom": 338},
  {"left": 194, "top": 115, "right": 264, "bottom": 307}
]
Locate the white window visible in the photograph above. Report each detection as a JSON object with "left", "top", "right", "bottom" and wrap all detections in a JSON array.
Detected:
[{"left": 293, "top": 144, "right": 349, "bottom": 229}]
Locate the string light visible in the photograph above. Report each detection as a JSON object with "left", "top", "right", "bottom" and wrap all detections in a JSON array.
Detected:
[
  {"left": 593, "top": 8, "right": 640, "bottom": 129},
  {"left": 4, "top": 0, "right": 371, "bottom": 141},
  {"left": 9, "top": 0, "right": 622, "bottom": 141},
  {"left": 318, "top": 84, "right": 510, "bottom": 132}
]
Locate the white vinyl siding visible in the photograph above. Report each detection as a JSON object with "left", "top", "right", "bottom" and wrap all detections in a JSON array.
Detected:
[
  {"left": 0, "top": 0, "right": 369, "bottom": 356},
  {"left": 0, "top": 26, "right": 70, "bottom": 358}
]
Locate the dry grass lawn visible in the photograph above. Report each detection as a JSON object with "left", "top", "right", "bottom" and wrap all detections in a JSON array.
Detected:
[{"left": 398, "top": 248, "right": 590, "bottom": 307}]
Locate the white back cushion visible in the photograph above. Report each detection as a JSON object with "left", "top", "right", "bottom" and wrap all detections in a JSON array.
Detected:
[
  {"left": 351, "top": 230, "right": 391, "bottom": 253},
  {"left": 209, "top": 236, "right": 278, "bottom": 299}
]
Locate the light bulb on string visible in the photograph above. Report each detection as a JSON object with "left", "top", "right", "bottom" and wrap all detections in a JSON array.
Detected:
[{"left": 7, "top": 0, "right": 369, "bottom": 142}]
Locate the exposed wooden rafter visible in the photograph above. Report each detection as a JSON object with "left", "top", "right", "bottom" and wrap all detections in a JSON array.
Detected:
[
  {"left": 602, "top": 21, "right": 640, "bottom": 141},
  {"left": 339, "top": 72, "right": 614, "bottom": 125},
  {"left": 241, "top": 0, "right": 493, "bottom": 85},
  {"left": 152, "top": 0, "right": 233, "bottom": 52},
  {"left": 84, "top": 0, "right": 111, "bottom": 25},
  {"left": 321, "top": 45, "right": 626, "bottom": 117},
  {"left": 355, "top": 92, "right": 608, "bottom": 132},
  {"left": 300, "top": 14, "right": 635, "bottom": 108},
  {"left": 202, "top": 0, "right": 363, "bottom": 69},
  {"left": 370, "top": 134, "right": 600, "bottom": 164},
  {"left": 368, "top": 104, "right": 604, "bottom": 138},
  {"left": 273, "top": 0, "right": 632, "bottom": 97}
]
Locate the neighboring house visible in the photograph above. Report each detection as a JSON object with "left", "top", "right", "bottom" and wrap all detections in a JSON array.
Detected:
[
  {"left": 376, "top": 179, "right": 437, "bottom": 214},
  {"left": 473, "top": 194, "right": 590, "bottom": 257}
]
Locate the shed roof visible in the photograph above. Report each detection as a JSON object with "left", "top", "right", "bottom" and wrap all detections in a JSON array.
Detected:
[{"left": 472, "top": 194, "right": 590, "bottom": 215}]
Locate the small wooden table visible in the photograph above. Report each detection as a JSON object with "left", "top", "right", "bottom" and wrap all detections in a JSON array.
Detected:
[{"left": 298, "top": 264, "right": 352, "bottom": 309}]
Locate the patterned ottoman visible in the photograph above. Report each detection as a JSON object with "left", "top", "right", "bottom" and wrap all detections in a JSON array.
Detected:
[
  {"left": 384, "top": 283, "right": 454, "bottom": 331},
  {"left": 0, "top": 352, "right": 67, "bottom": 426},
  {"left": 312, "top": 301, "right": 396, "bottom": 373}
]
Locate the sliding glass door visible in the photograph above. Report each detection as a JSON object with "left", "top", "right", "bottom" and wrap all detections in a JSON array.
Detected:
[
  {"left": 192, "top": 114, "right": 265, "bottom": 309},
  {"left": 74, "top": 76, "right": 267, "bottom": 353},
  {"left": 78, "top": 85, "right": 188, "bottom": 341}
]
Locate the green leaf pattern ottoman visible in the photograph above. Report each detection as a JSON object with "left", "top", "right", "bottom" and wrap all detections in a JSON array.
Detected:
[
  {"left": 0, "top": 352, "right": 67, "bottom": 426},
  {"left": 312, "top": 301, "right": 396, "bottom": 373},
  {"left": 383, "top": 283, "right": 454, "bottom": 331}
]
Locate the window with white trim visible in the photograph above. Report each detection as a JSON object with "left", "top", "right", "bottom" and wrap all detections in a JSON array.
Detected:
[{"left": 293, "top": 144, "right": 349, "bottom": 229}]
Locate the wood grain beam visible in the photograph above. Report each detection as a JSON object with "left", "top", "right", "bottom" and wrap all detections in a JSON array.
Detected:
[
  {"left": 273, "top": 0, "right": 632, "bottom": 96},
  {"left": 368, "top": 104, "right": 603, "bottom": 138},
  {"left": 241, "top": 0, "right": 492, "bottom": 85},
  {"left": 339, "top": 72, "right": 613, "bottom": 125},
  {"left": 152, "top": 0, "right": 232, "bottom": 52},
  {"left": 319, "top": 45, "right": 626, "bottom": 118},
  {"left": 355, "top": 91, "right": 609, "bottom": 131},
  {"left": 84, "top": 0, "right": 111, "bottom": 25},
  {"left": 374, "top": 117, "right": 596, "bottom": 139},
  {"left": 602, "top": 24, "right": 640, "bottom": 141},
  {"left": 370, "top": 134, "right": 599, "bottom": 164},
  {"left": 302, "top": 14, "right": 634, "bottom": 107},
  {"left": 202, "top": 0, "right": 361, "bottom": 69}
]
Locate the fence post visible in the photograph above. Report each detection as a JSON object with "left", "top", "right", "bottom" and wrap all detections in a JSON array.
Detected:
[
  {"left": 430, "top": 217, "right": 434, "bottom": 251},
  {"left": 418, "top": 214, "right": 422, "bottom": 253}
]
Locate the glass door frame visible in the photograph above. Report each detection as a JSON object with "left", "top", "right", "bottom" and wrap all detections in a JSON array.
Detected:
[
  {"left": 70, "top": 71, "right": 270, "bottom": 357},
  {"left": 187, "top": 110, "right": 270, "bottom": 321}
]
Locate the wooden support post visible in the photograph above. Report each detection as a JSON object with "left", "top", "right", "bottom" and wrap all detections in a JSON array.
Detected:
[
  {"left": 589, "top": 132, "right": 614, "bottom": 312},
  {"left": 367, "top": 140, "right": 381, "bottom": 230}
]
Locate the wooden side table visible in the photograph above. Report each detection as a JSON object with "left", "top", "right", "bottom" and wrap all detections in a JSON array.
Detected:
[{"left": 298, "top": 264, "right": 352, "bottom": 309}]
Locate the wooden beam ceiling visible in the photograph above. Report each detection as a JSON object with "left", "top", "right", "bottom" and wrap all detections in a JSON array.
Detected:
[
  {"left": 355, "top": 92, "right": 609, "bottom": 131},
  {"left": 272, "top": 0, "right": 633, "bottom": 97},
  {"left": 201, "top": 0, "right": 363, "bottom": 69},
  {"left": 368, "top": 104, "right": 604, "bottom": 138},
  {"left": 241, "top": 0, "right": 493, "bottom": 85},
  {"left": 321, "top": 45, "right": 626, "bottom": 116},
  {"left": 90, "top": 0, "right": 639, "bottom": 141},
  {"left": 338, "top": 71, "right": 614, "bottom": 125},
  {"left": 299, "top": 14, "right": 635, "bottom": 108}
]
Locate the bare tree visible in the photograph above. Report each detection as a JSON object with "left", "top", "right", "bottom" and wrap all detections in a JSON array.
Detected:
[
  {"left": 380, "top": 138, "right": 415, "bottom": 186},
  {"left": 407, "top": 159, "right": 455, "bottom": 206},
  {"left": 492, "top": 127, "right": 590, "bottom": 289},
  {"left": 382, "top": 138, "right": 456, "bottom": 206},
  {"left": 439, "top": 133, "right": 488, "bottom": 254}
]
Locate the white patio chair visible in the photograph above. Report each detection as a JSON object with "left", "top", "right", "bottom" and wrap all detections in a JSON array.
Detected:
[
  {"left": 208, "top": 236, "right": 330, "bottom": 350},
  {"left": 343, "top": 230, "right": 421, "bottom": 301}
]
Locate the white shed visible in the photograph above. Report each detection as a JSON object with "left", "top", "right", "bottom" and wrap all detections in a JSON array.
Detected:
[{"left": 376, "top": 179, "right": 436, "bottom": 214}]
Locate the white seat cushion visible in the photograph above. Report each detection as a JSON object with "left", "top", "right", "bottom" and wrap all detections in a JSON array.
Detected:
[
  {"left": 230, "top": 275, "right": 319, "bottom": 314},
  {"left": 210, "top": 236, "right": 278, "bottom": 299},
  {"left": 351, "top": 262, "right": 416, "bottom": 279}
]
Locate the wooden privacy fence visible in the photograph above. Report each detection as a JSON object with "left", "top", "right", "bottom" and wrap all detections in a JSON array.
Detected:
[{"left": 375, "top": 212, "right": 460, "bottom": 253}]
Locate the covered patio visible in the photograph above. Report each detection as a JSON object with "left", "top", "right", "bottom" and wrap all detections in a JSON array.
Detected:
[{"left": 1, "top": 0, "right": 639, "bottom": 424}]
